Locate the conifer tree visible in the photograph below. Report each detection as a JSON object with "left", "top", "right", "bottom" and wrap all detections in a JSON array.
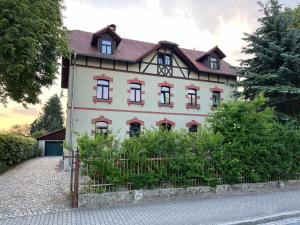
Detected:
[{"left": 233, "top": 0, "right": 300, "bottom": 121}]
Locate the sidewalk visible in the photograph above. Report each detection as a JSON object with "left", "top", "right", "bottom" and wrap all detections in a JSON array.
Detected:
[{"left": 1, "top": 187, "right": 300, "bottom": 225}]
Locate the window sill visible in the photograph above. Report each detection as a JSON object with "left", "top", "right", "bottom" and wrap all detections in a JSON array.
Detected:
[
  {"left": 127, "top": 99, "right": 145, "bottom": 106},
  {"left": 186, "top": 104, "right": 200, "bottom": 110},
  {"left": 93, "top": 96, "right": 113, "bottom": 104},
  {"left": 158, "top": 102, "right": 174, "bottom": 108}
]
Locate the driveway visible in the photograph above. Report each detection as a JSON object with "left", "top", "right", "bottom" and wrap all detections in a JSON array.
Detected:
[{"left": 0, "top": 157, "right": 70, "bottom": 219}]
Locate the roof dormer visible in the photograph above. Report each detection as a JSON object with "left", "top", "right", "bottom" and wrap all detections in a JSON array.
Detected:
[
  {"left": 197, "top": 46, "right": 226, "bottom": 70},
  {"left": 91, "top": 24, "right": 121, "bottom": 55}
]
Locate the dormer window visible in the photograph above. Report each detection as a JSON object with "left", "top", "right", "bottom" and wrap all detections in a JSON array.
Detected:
[
  {"left": 210, "top": 57, "right": 218, "bottom": 70},
  {"left": 158, "top": 54, "right": 172, "bottom": 66},
  {"left": 100, "top": 40, "right": 112, "bottom": 54}
]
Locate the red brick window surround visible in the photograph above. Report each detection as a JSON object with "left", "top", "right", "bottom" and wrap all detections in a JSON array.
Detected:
[
  {"left": 126, "top": 117, "right": 144, "bottom": 137},
  {"left": 93, "top": 75, "right": 113, "bottom": 104},
  {"left": 209, "top": 86, "right": 224, "bottom": 110},
  {"left": 158, "top": 82, "right": 174, "bottom": 108},
  {"left": 185, "top": 84, "right": 200, "bottom": 110},
  {"left": 156, "top": 118, "right": 175, "bottom": 130},
  {"left": 91, "top": 116, "right": 112, "bottom": 136},
  {"left": 186, "top": 120, "right": 200, "bottom": 132},
  {"left": 127, "top": 78, "right": 145, "bottom": 106}
]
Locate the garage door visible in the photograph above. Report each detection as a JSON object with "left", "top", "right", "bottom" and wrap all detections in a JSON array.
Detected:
[{"left": 45, "top": 141, "right": 63, "bottom": 156}]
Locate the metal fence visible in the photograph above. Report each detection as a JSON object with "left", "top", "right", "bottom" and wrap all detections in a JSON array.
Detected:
[{"left": 76, "top": 153, "right": 300, "bottom": 194}]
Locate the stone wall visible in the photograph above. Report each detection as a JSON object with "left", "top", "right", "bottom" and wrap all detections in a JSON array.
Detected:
[{"left": 79, "top": 180, "right": 300, "bottom": 208}]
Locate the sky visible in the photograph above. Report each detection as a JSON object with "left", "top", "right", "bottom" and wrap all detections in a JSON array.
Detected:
[{"left": 0, "top": 0, "right": 298, "bottom": 130}]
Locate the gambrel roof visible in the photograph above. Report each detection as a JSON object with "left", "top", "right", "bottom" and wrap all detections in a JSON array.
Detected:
[{"left": 68, "top": 28, "right": 236, "bottom": 76}]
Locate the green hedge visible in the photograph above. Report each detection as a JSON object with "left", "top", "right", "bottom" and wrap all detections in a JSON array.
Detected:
[
  {"left": 78, "top": 95, "right": 300, "bottom": 190},
  {"left": 0, "top": 133, "right": 41, "bottom": 173}
]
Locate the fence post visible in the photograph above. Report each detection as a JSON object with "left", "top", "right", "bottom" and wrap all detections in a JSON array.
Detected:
[{"left": 71, "top": 147, "right": 80, "bottom": 208}]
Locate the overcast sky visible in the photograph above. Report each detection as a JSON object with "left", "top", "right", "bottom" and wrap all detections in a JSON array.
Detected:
[{"left": 0, "top": 0, "right": 298, "bottom": 130}]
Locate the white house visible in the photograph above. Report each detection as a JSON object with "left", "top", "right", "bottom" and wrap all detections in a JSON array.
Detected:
[{"left": 61, "top": 24, "right": 237, "bottom": 168}]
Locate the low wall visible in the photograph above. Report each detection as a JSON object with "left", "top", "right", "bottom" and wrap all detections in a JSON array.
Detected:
[{"left": 79, "top": 179, "right": 300, "bottom": 208}]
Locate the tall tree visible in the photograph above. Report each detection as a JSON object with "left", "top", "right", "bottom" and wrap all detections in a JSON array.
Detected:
[
  {"left": 233, "top": 0, "right": 300, "bottom": 121},
  {"left": 0, "top": 0, "right": 68, "bottom": 105},
  {"left": 30, "top": 94, "right": 64, "bottom": 135},
  {"left": 284, "top": 5, "right": 300, "bottom": 29}
]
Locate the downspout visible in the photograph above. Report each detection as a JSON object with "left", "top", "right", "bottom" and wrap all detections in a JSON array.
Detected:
[{"left": 69, "top": 51, "right": 77, "bottom": 167}]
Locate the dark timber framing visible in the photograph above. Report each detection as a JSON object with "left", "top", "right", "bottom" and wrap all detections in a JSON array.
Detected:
[{"left": 70, "top": 54, "right": 236, "bottom": 85}]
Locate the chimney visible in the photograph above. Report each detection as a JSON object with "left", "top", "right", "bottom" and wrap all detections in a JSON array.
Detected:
[{"left": 108, "top": 24, "right": 116, "bottom": 32}]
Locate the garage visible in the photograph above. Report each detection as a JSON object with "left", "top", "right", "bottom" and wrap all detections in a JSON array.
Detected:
[
  {"left": 45, "top": 141, "right": 63, "bottom": 156},
  {"left": 37, "top": 128, "right": 66, "bottom": 156}
]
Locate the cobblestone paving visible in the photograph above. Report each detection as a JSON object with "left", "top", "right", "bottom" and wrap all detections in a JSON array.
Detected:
[
  {"left": 0, "top": 157, "right": 71, "bottom": 219},
  {"left": 1, "top": 188, "right": 300, "bottom": 225}
]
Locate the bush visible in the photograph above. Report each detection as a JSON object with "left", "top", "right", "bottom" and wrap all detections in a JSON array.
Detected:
[
  {"left": 78, "top": 129, "right": 223, "bottom": 189},
  {"left": 208, "top": 95, "right": 300, "bottom": 183},
  {"left": 78, "top": 95, "right": 300, "bottom": 190},
  {"left": 0, "top": 133, "right": 40, "bottom": 173}
]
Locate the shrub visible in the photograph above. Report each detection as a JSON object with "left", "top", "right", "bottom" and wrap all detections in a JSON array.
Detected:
[
  {"left": 0, "top": 133, "right": 40, "bottom": 173},
  {"left": 78, "top": 128, "right": 223, "bottom": 189},
  {"left": 208, "top": 95, "right": 300, "bottom": 183}
]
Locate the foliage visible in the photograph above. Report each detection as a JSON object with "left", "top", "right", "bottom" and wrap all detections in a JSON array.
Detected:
[
  {"left": 30, "top": 94, "right": 64, "bottom": 135},
  {"left": 0, "top": 132, "right": 41, "bottom": 174},
  {"left": 208, "top": 95, "right": 300, "bottom": 183},
  {"left": 78, "top": 129, "right": 223, "bottom": 189},
  {"left": 8, "top": 124, "right": 30, "bottom": 136},
  {"left": 284, "top": 5, "right": 300, "bottom": 29},
  {"left": 232, "top": 0, "right": 300, "bottom": 121},
  {"left": 78, "top": 96, "right": 300, "bottom": 190},
  {"left": 0, "top": 0, "right": 68, "bottom": 105}
]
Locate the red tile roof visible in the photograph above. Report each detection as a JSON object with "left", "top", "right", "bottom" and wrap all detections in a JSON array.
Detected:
[{"left": 69, "top": 29, "right": 236, "bottom": 76}]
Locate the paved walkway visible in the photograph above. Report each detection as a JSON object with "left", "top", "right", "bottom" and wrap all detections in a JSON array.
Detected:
[
  {"left": 0, "top": 157, "right": 70, "bottom": 219},
  {"left": 1, "top": 187, "right": 300, "bottom": 225}
]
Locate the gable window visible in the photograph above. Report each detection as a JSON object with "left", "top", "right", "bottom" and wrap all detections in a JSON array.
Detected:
[
  {"left": 160, "top": 86, "right": 170, "bottom": 104},
  {"left": 130, "top": 83, "right": 141, "bottom": 102},
  {"left": 129, "top": 122, "right": 141, "bottom": 137},
  {"left": 158, "top": 54, "right": 172, "bottom": 66},
  {"left": 95, "top": 122, "right": 108, "bottom": 136},
  {"left": 96, "top": 80, "right": 109, "bottom": 100},
  {"left": 210, "top": 57, "right": 218, "bottom": 70},
  {"left": 159, "top": 123, "right": 172, "bottom": 131},
  {"left": 189, "top": 125, "right": 198, "bottom": 133},
  {"left": 188, "top": 89, "right": 197, "bottom": 106},
  {"left": 212, "top": 91, "right": 221, "bottom": 107},
  {"left": 101, "top": 40, "right": 112, "bottom": 54}
]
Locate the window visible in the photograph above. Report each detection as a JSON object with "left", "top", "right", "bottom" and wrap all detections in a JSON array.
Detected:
[
  {"left": 130, "top": 83, "right": 141, "bottom": 102},
  {"left": 158, "top": 54, "right": 172, "bottom": 66},
  {"left": 95, "top": 122, "right": 108, "bottom": 135},
  {"left": 129, "top": 122, "right": 141, "bottom": 137},
  {"left": 210, "top": 57, "right": 218, "bottom": 70},
  {"left": 96, "top": 80, "right": 109, "bottom": 100},
  {"left": 188, "top": 89, "right": 197, "bottom": 106},
  {"left": 212, "top": 91, "right": 221, "bottom": 107},
  {"left": 189, "top": 125, "right": 198, "bottom": 133},
  {"left": 159, "top": 123, "right": 172, "bottom": 131},
  {"left": 160, "top": 86, "right": 170, "bottom": 104},
  {"left": 101, "top": 40, "right": 112, "bottom": 54}
]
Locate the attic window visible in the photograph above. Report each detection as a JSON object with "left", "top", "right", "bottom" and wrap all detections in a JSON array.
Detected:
[
  {"left": 100, "top": 40, "right": 112, "bottom": 54},
  {"left": 210, "top": 57, "right": 219, "bottom": 70},
  {"left": 158, "top": 54, "right": 172, "bottom": 66}
]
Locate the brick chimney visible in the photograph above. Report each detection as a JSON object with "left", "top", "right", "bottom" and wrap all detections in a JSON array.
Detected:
[{"left": 108, "top": 24, "right": 116, "bottom": 32}]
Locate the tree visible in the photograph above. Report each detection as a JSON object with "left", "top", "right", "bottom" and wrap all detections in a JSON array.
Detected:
[
  {"left": 285, "top": 5, "right": 300, "bottom": 29},
  {"left": 8, "top": 124, "right": 30, "bottom": 136},
  {"left": 0, "top": 0, "right": 68, "bottom": 105},
  {"left": 30, "top": 94, "right": 64, "bottom": 135},
  {"left": 233, "top": 0, "right": 300, "bottom": 121}
]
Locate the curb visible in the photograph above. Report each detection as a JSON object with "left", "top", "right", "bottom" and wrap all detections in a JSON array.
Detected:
[{"left": 221, "top": 210, "right": 300, "bottom": 225}]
